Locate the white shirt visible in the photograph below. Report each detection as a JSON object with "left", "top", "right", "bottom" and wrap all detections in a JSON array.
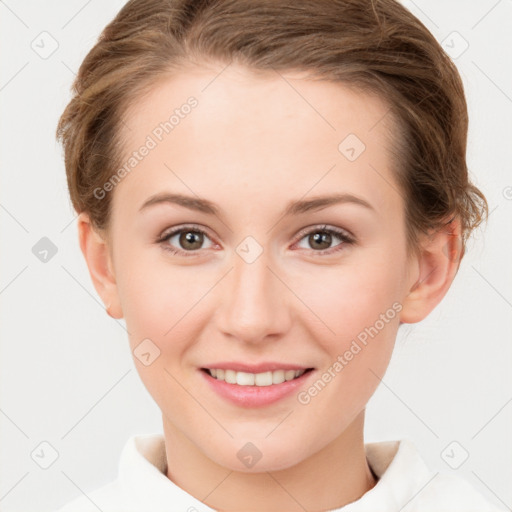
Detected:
[{"left": 56, "top": 433, "right": 505, "bottom": 512}]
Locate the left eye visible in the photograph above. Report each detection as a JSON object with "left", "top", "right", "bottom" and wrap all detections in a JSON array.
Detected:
[{"left": 294, "top": 225, "right": 354, "bottom": 254}]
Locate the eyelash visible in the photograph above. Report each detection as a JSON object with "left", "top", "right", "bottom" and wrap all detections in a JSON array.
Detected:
[{"left": 156, "top": 224, "right": 355, "bottom": 257}]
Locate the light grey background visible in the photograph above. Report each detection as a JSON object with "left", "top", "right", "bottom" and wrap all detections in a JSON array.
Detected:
[{"left": 1, "top": 1, "right": 511, "bottom": 511}]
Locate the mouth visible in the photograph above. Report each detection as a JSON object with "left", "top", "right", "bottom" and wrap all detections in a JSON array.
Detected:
[{"left": 200, "top": 367, "right": 315, "bottom": 387}]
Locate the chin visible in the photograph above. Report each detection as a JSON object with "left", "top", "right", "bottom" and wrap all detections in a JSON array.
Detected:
[{"left": 208, "top": 437, "right": 309, "bottom": 473}]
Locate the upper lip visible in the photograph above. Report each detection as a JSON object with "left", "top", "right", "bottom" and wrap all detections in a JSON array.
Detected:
[{"left": 202, "top": 362, "right": 314, "bottom": 373}]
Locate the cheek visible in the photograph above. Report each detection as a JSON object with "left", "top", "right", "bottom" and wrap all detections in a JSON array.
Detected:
[
  {"left": 298, "top": 278, "right": 400, "bottom": 425},
  {"left": 291, "top": 256, "right": 403, "bottom": 345},
  {"left": 116, "top": 251, "right": 212, "bottom": 353},
  {"left": 115, "top": 259, "right": 207, "bottom": 401},
  {"left": 289, "top": 256, "right": 402, "bottom": 410}
]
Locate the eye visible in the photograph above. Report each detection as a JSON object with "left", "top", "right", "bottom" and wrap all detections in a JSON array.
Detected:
[
  {"left": 294, "top": 224, "right": 355, "bottom": 255},
  {"left": 157, "top": 223, "right": 355, "bottom": 258},
  {"left": 157, "top": 225, "right": 214, "bottom": 256}
]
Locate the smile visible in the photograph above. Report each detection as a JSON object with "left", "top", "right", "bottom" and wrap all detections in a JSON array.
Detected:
[
  {"left": 204, "top": 368, "right": 313, "bottom": 386},
  {"left": 199, "top": 366, "right": 316, "bottom": 408}
]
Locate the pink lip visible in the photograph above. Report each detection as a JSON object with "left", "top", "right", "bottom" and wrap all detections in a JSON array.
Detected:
[
  {"left": 199, "top": 368, "right": 315, "bottom": 408},
  {"left": 202, "top": 362, "right": 312, "bottom": 373}
]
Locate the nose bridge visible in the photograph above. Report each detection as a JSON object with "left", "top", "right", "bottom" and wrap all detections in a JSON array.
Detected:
[{"left": 217, "top": 247, "right": 288, "bottom": 343}]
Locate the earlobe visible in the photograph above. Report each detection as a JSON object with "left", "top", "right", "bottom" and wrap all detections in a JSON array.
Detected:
[
  {"left": 400, "top": 217, "right": 463, "bottom": 324},
  {"left": 77, "top": 212, "right": 123, "bottom": 319}
]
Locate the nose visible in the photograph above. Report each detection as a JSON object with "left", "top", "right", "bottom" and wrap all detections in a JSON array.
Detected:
[{"left": 215, "top": 250, "right": 292, "bottom": 345}]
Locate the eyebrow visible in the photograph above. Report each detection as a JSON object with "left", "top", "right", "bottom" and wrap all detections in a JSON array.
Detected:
[{"left": 139, "top": 192, "right": 375, "bottom": 216}]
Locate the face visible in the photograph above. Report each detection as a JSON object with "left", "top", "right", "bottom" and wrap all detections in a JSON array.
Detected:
[{"left": 99, "top": 63, "right": 419, "bottom": 472}]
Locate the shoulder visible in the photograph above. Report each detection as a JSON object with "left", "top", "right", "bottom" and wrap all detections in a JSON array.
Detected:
[
  {"left": 361, "top": 439, "right": 506, "bottom": 512},
  {"left": 408, "top": 471, "right": 506, "bottom": 511},
  {"left": 54, "top": 433, "right": 214, "bottom": 512},
  {"left": 54, "top": 434, "right": 147, "bottom": 512}
]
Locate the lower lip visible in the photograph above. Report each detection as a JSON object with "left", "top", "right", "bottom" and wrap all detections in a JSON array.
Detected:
[{"left": 199, "top": 369, "right": 315, "bottom": 408}]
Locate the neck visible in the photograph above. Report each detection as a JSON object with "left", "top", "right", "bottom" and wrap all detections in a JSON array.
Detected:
[{"left": 163, "top": 410, "right": 377, "bottom": 512}]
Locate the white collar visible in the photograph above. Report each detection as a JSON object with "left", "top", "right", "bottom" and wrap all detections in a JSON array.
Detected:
[{"left": 113, "top": 433, "right": 501, "bottom": 511}]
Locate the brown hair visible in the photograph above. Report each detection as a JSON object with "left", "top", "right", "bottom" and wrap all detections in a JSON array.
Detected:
[{"left": 56, "top": 0, "right": 488, "bottom": 259}]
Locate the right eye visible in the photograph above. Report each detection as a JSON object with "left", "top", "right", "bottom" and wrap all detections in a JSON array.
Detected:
[{"left": 157, "top": 225, "right": 215, "bottom": 256}]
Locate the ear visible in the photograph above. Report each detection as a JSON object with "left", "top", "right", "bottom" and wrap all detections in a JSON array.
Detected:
[
  {"left": 77, "top": 212, "right": 123, "bottom": 319},
  {"left": 400, "top": 216, "right": 463, "bottom": 324}
]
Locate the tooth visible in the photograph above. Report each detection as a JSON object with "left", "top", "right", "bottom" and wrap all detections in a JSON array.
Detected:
[
  {"left": 284, "top": 370, "right": 296, "bottom": 381},
  {"left": 225, "top": 369, "right": 237, "bottom": 384},
  {"left": 272, "top": 370, "right": 285, "bottom": 384},
  {"left": 209, "top": 368, "right": 307, "bottom": 385},
  {"left": 236, "top": 371, "right": 255, "bottom": 386},
  {"left": 255, "top": 371, "right": 273, "bottom": 386}
]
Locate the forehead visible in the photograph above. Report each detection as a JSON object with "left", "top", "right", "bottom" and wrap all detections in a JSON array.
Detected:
[
  {"left": 122, "top": 63, "right": 393, "bottom": 147},
  {"left": 114, "top": 63, "right": 400, "bottom": 219}
]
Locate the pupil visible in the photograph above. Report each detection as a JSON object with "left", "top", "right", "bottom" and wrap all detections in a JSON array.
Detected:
[
  {"left": 181, "top": 231, "right": 203, "bottom": 250},
  {"left": 311, "top": 232, "right": 331, "bottom": 250}
]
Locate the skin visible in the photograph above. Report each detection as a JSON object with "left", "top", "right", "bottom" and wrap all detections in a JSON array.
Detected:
[{"left": 78, "top": 62, "right": 462, "bottom": 511}]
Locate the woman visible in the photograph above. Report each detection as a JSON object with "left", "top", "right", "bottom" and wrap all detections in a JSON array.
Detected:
[{"left": 55, "top": 0, "right": 503, "bottom": 510}]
